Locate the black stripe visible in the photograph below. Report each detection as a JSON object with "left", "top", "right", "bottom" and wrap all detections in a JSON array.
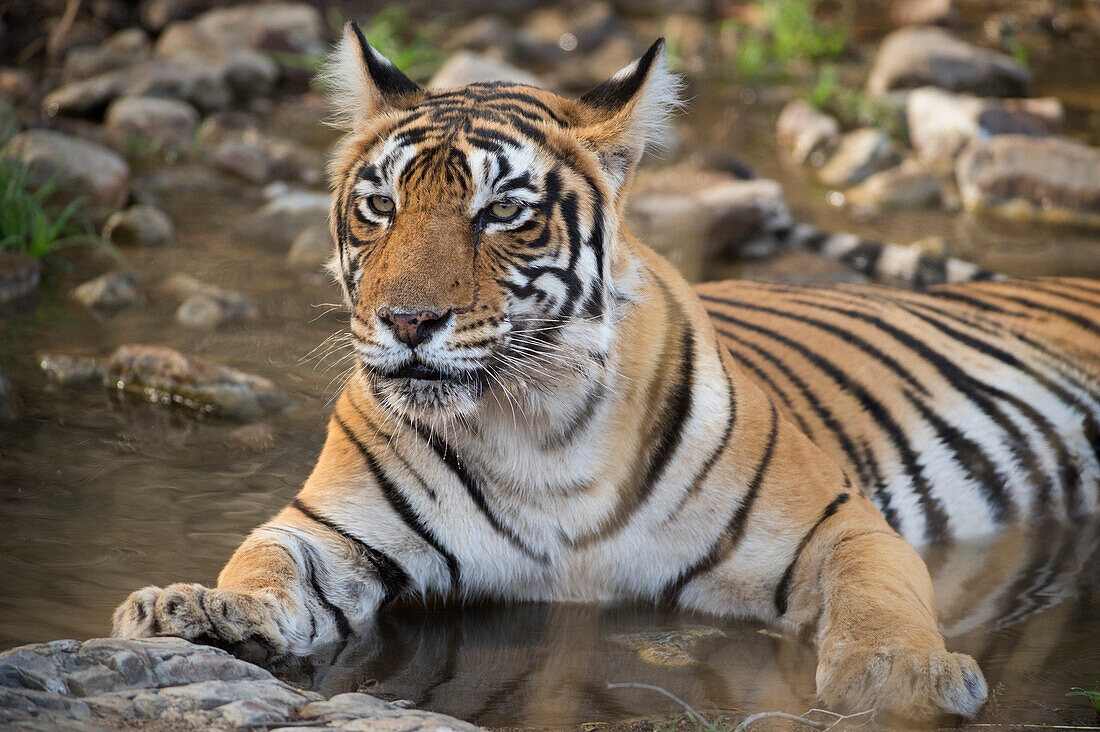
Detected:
[
  {"left": 296, "top": 536, "right": 352, "bottom": 640},
  {"left": 291, "top": 498, "right": 410, "bottom": 606},
  {"left": 662, "top": 405, "right": 778, "bottom": 604},
  {"left": 775, "top": 492, "right": 851, "bottom": 615},
  {"left": 681, "top": 360, "right": 737, "bottom": 500},
  {"left": 334, "top": 415, "right": 461, "bottom": 587}
]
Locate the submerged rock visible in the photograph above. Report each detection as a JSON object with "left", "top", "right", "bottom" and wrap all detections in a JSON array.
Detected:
[
  {"left": 817, "top": 128, "right": 898, "bottom": 188},
  {"left": 105, "top": 344, "right": 291, "bottom": 420},
  {"left": 907, "top": 87, "right": 1062, "bottom": 163},
  {"left": 162, "top": 274, "right": 258, "bottom": 328},
  {"left": 0, "top": 637, "right": 479, "bottom": 730},
  {"left": 6, "top": 130, "right": 130, "bottom": 212},
  {"left": 70, "top": 272, "right": 141, "bottom": 311},
  {"left": 956, "top": 135, "right": 1100, "bottom": 229},
  {"left": 39, "top": 354, "right": 105, "bottom": 385},
  {"left": 867, "top": 26, "right": 1029, "bottom": 96},
  {"left": 103, "top": 205, "right": 174, "bottom": 247},
  {"left": 609, "top": 627, "right": 727, "bottom": 667}
]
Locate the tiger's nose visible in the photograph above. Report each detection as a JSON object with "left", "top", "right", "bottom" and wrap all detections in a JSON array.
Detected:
[{"left": 377, "top": 308, "right": 451, "bottom": 349}]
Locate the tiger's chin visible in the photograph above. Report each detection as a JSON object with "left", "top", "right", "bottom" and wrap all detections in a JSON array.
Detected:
[{"left": 369, "top": 374, "right": 483, "bottom": 422}]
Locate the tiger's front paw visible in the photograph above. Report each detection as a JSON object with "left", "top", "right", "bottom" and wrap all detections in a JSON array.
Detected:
[
  {"left": 816, "top": 643, "right": 987, "bottom": 721},
  {"left": 111, "top": 583, "right": 286, "bottom": 664}
]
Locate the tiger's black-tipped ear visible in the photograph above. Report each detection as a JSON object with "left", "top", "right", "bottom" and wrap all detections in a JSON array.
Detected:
[
  {"left": 323, "top": 20, "right": 423, "bottom": 128},
  {"left": 574, "top": 39, "right": 682, "bottom": 197}
]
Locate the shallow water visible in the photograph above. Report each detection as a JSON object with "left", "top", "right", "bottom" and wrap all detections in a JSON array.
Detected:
[{"left": 4, "top": 19, "right": 1100, "bottom": 728}]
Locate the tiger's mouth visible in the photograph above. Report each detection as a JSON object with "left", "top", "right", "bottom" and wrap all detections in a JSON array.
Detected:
[{"left": 385, "top": 362, "right": 450, "bottom": 380}]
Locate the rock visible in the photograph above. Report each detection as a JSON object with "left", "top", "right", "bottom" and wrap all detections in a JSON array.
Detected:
[
  {"left": 63, "top": 28, "right": 152, "bottom": 80},
  {"left": 443, "top": 15, "right": 516, "bottom": 53},
  {"left": 5, "top": 130, "right": 130, "bottom": 212},
  {"left": 266, "top": 140, "right": 324, "bottom": 186},
  {"left": 956, "top": 134, "right": 1100, "bottom": 228},
  {"left": 907, "top": 87, "right": 1063, "bottom": 163},
  {"left": 239, "top": 190, "right": 330, "bottom": 247},
  {"left": 162, "top": 273, "right": 258, "bottom": 328},
  {"left": 139, "top": 0, "right": 221, "bottom": 33},
  {"left": 43, "top": 61, "right": 230, "bottom": 118},
  {"left": 286, "top": 225, "right": 333, "bottom": 269},
  {"left": 776, "top": 100, "right": 839, "bottom": 167},
  {"left": 608, "top": 627, "right": 726, "bottom": 667},
  {"left": 103, "top": 205, "right": 174, "bottom": 247},
  {"left": 627, "top": 165, "right": 790, "bottom": 268},
  {"left": 210, "top": 139, "right": 270, "bottom": 183},
  {"left": 817, "top": 128, "right": 898, "bottom": 188},
  {"left": 39, "top": 354, "right": 105, "bottom": 385},
  {"left": 609, "top": 0, "right": 711, "bottom": 15},
  {"left": 866, "top": 26, "right": 1029, "bottom": 96},
  {"left": 0, "top": 252, "right": 42, "bottom": 312},
  {"left": 0, "top": 67, "right": 35, "bottom": 106},
  {"left": 70, "top": 272, "right": 141, "bottom": 310},
  {"left": 228, "top": 422, "right": 275, "bottom": 451},
  {"left": 0, "top": 368, "right": 17, "bottom": 422},
  {"left": 106, "top": 345, "right": 290, "bottom": 419},
  {"left": 428, "top": 51, "right": 543, "bottom": 89},
  {"left": 47, "top": 18, "right": 110, "bottom": 60},
  {"left": 104, "top": 95, "right": 200, "bottom": 154},
  {"left": 844, "top": 159, "right": 941, "bottom": 210},
  {"left": 891, "top": 0, "right": 957, "bottom": 27}
]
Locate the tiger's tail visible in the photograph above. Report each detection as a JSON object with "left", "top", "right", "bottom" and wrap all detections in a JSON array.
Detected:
[{"left": 774, "top": 221, "right": 1003, "bottom": 287}]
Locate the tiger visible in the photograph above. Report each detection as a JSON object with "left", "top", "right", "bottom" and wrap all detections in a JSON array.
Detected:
[{"left": 112, "top": 24, "right": 1100, "bottom": 722}]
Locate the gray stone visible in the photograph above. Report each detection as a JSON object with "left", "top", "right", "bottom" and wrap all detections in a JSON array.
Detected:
[
  {"left": 63, "top": 28, "right": 152, "bottom": 80},
  {"left": 0, "top": 637, "right": 478, "bottom": 730},
  {"left": 428, "top": 51, "right": 543, "bottom": 90},
  {"left": 907, "top": 86, "right": 1063, "bottom": 163},
  {"left": 39, "top": 354, "right": 105, "bottom": 386},
  {"left": 70, "top": 272, "right": 141, "bottom": 311},
  {"left": 844, "top": 160, "right": 942, "bottom": 210},
  {"left": 240, "top": 190, "right": 330, "bottom": 247},
  {"left": 867, "top": 26, "right": 1029, "bottom": 96},
  {"left": 162, "top": 273, "right": 258, "bottom": 328},
  {"left": 0, "top": 252, "right": 42, "bottom": 311},
  {"left": 139, "top": 0, "right": 222, "bottom": 33},
  {"left": 43, "top": 61, "right": 230, "bottom": 118},
  {"left": 817, "top": 128, "right": 898, "bottom": 188},
  {"left": 956, "top": 134, "right": 1100, "bottom": 229},
  {"left": 103, "top": 205, "right": 174, "bottom": 247},
  {"left": 106, "top": 344, "right": 291, "bottom": 420},
  {"left": 287, "top": 225, "right": 333, "bottom": 269},
  {"left": 104, "top": 95, "right": 200, "bottom": 154},
  {"left": 6, "top": 130, "right": 130, "bottom": 212},
  {"left": 776, "top": 99, "right": 839, "bottom": 167},
  {"left": 210, "top": 139, "right": 270, "bottom": 183}
]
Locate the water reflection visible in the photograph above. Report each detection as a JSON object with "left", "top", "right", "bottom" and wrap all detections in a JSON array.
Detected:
[{"left": 277, "top": 519, "right": 1100, "bottom": 728}]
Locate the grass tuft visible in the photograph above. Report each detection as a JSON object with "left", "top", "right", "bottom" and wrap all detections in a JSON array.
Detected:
[{"left": 1067, "top": 683, "right": 1100, "bottom": 713}]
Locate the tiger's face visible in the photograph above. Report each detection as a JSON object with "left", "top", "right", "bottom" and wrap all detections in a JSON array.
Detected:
[{"left": 326, "top": 25, "right": 678, "bottom": 419}]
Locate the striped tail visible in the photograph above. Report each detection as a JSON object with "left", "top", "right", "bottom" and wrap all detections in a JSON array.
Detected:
[{"left": 775, "top": 222, "right": 1003, "bottom": 287}]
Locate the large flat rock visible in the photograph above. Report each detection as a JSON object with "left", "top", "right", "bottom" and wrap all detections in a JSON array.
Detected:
[{"left": 0, "top": 637, "right": 480, "bottom": 731}]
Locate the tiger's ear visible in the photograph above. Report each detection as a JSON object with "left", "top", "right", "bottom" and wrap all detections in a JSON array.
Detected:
[
  {"left": 573, "top": 39, "right": 682, "bottom": 196},
  {"left": 323, "top": 20, "right": 423, "bottom": 129}
]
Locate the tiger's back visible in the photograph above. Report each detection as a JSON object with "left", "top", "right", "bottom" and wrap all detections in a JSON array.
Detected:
[{"left": 698, "top": 276, "right": 1100, "bottom": 545}]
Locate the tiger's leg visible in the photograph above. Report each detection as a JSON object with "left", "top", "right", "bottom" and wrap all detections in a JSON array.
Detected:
[
  {"left": 111, "top": 505, "right": 395, "bottom": 664},
  {"left": 779, "top": 493, "right": 987, "bottom": 720}
]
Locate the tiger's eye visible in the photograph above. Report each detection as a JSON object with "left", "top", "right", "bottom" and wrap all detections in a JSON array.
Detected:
[
  {"left": 367, "top": 195, "right": 395, "bottom": 215},
  {"left": 489, "top": 202, "right": 520, "bottom": 221}
]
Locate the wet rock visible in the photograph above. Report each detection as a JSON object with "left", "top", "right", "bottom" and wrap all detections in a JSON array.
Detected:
[
  {"left": 228, "top": 422, "right": 276, "bottom": 451},
  {"left": 867, "top": 26, "right": 1029, "bottom": 96},
  {"left": 162, "top": 274, "right": 258, "bottom": 328},
  {"left": 103, "top": 205, "right": 174, "bottom": 247},
  {"left": 907, "top": 87, "right": 1063, "bottom": 163},
  {"left": 5, "top": 130, "right": 129, "bottom": 212},
  {"left": 63, "top": 28, "right": 152, "bottom": 80},
  {"left": 0, "top": 252, "right": 42, "bottom": 312},
  {"left": 956, "top": 134, "right": 1100, "bottom": 229},
  {"left": 844, "top": 159, "right": 941, "bottom": 210},
  {"left": 776, "top": 100, "right": 839, "bottom": 167},
  {"left": 609, "top": 627, "right": 726, "bottom": 667},
  {"left": 39, "top": 354, "right": 105, "bottom": 386},
  {"left": 428, "top": 51, "right": 543, "bottom": 90},
  {"left": 239, "top": 190, "right": 330, "bottom": 247},
  {"left": 891, "top": 0, "right": 957, "bottom": 27},
  {"left": 817, "top": 128, "right": 898, "bottom": 188},
  {"left": 106, "top": 345, "right": 291, "bottom": 420},
  {"left": 286, "top": 225, "right": 333, "bottom": 269},
  {"left": 70, "top": 272, "right": 141, "bottom": 311},
  {"left": 627, "top": 165, "right": 789, "bottom": 276},
  {"left": 43, "top": 61, "right": 230, "bottom": 118},
  {"left": 104, "top": 95, "right": 200, "bottom": 154}
]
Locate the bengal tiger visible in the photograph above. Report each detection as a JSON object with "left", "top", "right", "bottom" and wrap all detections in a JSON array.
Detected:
[{"left": 112, "top": 25, "right": 1100, "bottom": 722}]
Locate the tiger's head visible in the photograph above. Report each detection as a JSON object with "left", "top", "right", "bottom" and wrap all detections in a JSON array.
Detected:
[{"left": 325, "top": 22, "right": 680, "bottom": 420}]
